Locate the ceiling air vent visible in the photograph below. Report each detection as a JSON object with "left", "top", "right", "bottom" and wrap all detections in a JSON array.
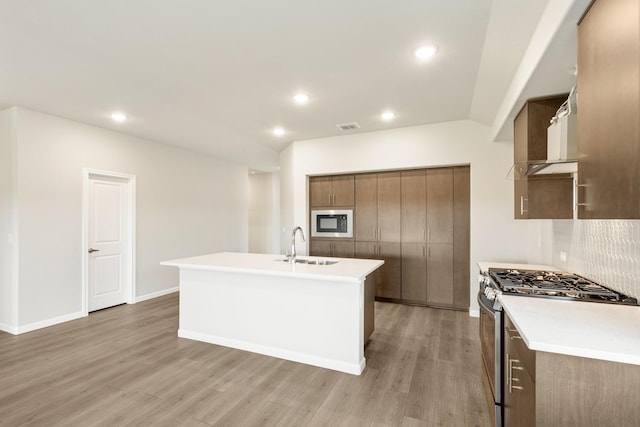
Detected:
[{"left": 336, "top": 122, "right": 360, "bottom": 131}]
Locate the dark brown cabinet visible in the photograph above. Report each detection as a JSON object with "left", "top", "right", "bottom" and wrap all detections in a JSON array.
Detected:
[
  {"left": 426, "top": 243, "right": 454, "bottom": 307},
  {"left": 425, "top": 168, "right": 470, "bottom": 309},
  {"left": 503, "top": 314, "right": 535, "bottom": 427},
  {"left": 426, "top": 168, "right": 454, "bottom": 244},
  {"left": 513, "top": 96, "right": 574, "bottom": 219},
  {"left": 312, "top": 166, "right": 470, "bottom": 310},
  {"left": 354, "top": 172, "right": 401, "bottom": 242},
  {"left": 401, "top": 242, "right": 426, "bottom": 302},
  {"left": 453, "top": 167, "right": 471, "bottom": 309},
  {"left": 577, "top": 0, "right": 640, "bottom": 219},
  {"left": 377, "top": 172, "right": 402, "bottom": 243},
  {"left": 309, "top": 175, "right": 354, "bottom": 208},
  {"left": 354, "top": 174, "right": 378, "bottom": 241},
  {"left": 503, "top": 311, "right": 640, "bottom": 427},
  {"left": 355, "top": 241, "right": 401, "bottom": 299},
  {"left": 426, "top": 168, "right": 454, "bottom": 307},
  {"left": 401, "top": 170, "right": 427, "bottom": 303},
  {"left": 309, "top": 239, "right": 354, "bottom": 258},
  {"left": 353, "top": 172, "right": 402, "bottom": 299}
]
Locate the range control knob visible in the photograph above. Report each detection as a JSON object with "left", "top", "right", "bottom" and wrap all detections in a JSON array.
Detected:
[{"left": 484, "top": 287, "right": 497, "bottom": 301}]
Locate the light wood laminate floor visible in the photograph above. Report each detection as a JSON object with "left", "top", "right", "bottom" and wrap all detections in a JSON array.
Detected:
[{"left": 0, "top": 294, "right": 491, "bottom": 426}]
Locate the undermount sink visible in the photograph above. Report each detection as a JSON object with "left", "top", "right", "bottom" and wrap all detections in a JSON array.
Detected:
[
  {"left": 275, "top": 258, "right": 338, "bottom": 265},
  {"left": 303, "top": 259, "right": 338, "bottom": 265}
]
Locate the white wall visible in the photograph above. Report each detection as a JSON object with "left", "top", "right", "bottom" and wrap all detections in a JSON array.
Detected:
[
  {"left": 0, "top": 108, "right": 17, "bottom": 330},
  {"left": 3, "top": 107, "right": 248, "bottom": 332},
  {"left": 249, "top": 172, "right": 280, "bottom": 254},
  {"left": 280, "top": 119, "right": 531, "bottom": 313}
]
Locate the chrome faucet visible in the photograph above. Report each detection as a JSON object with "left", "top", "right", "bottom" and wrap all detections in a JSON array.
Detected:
[{"left": 290, "top": 226, "right": 305, "bottom": 263}]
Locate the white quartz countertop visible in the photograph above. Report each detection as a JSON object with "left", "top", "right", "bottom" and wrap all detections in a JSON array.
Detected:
[
  {"left": 500, "top": 294, "right": 640, "bottom": 366},
  {"left": 161, "top": 252, "right": 384, "bottom": 283}
]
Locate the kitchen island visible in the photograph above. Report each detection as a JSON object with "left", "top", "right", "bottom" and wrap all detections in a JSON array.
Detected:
[{"left": 161, "top": 252, "right": 383, "bottom": 375}]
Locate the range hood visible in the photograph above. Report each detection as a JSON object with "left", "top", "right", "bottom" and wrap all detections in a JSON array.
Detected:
[
  {"left": 507, "top": 159, "right": 577, "bottom": 179},
  {"left": 514, "top": 159, "right": 577, "bottom": 176}
]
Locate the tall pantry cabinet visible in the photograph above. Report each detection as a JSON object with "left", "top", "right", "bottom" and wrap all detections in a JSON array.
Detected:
[
  {"left": 399, "top": 167, "right": 470, "bottom": 309},
  {"left": 400, "top": 170, "right": 428, "bottom": 303},
  {"left": 354, "top": 172, "right": 402, "bottom": 300}
]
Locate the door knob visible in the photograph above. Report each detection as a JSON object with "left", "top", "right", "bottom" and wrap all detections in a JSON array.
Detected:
[{"left": 88, "top": 248, "right": 100, "bottom": 253}]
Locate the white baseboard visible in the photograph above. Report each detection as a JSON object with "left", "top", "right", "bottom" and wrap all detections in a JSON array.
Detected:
[
  {"left": 178, "top": 329, "right": 365, "bottom": 375},
  {"left": 469, "top": 308, "right": 479, "bottom": 318},
  {"left": 134, "top": 286, "right": 179, "bottom": 303},
  {"left": 2, "top": 288, "right": 179, "bottom": 335},
  {"left": 14, "top": 311, "right": 86, "bottom": 335},
  {"left": 0, "top": 322, "right": 18, "bottom": 335}
]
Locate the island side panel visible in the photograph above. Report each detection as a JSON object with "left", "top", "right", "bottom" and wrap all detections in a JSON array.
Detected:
[
  {"left": 177, "top": 268, "right": 366, "bottom": 375},
  {"left": 364, "top": 273, "right": 376, "bottom": 342}
]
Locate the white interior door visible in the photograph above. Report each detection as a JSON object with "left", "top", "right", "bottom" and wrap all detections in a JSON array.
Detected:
[{"left": 87, "top": 176, "right": 131, "bottom": 311}]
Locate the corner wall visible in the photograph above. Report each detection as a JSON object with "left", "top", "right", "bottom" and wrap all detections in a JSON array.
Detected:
[
  {"left": 0, "top": 108, "right": 17, "bottom": 330},
  {"left": 280, "top": 120, "right": 530, "bottom": 313},
  {"left": 249, "top": 172, "right": 280, "bottom": 254},
  {"left": 9, "top": 107, "right": 249, "bottom": 331}
]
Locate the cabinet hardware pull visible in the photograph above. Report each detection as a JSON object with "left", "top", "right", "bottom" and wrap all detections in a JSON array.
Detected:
[
  {"left": 423, "top": 229, "right": 426, "bottom": 241},
  {"left": 508, "top": 357, "right": 525, "bottom": 393},
  {"left": 507, "top": 354, "right": 513, "bottom": 392},
  {"left": 507, "top": 328, "right": 523, "bottom": 339},
  {"left": 422, "top": 246, "right": 425, "bottom": 257},
  {"left": 520, "top": 196, "right": 529, "bottom": 215},
  {"left": 427, "top": 228, "right": 431, "bottom": 241}
]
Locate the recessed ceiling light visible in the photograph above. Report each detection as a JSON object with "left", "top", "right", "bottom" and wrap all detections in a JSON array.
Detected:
[
  {"left": 381, "top": 111, "right": 395, "bottom": 122},
  {"left": 414, "top": 45, "right": 438, "bottom": 61},
  {"left": 111, "top": 112, "right": 127, "bottom": 122},
  {"left": 293, "top": 93, "right": 310, "bottom": 105},
  {"left": 273, "top": 127, "right": 285, "bottom": 136}
]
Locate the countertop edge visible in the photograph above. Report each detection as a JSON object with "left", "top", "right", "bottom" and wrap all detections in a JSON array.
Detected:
[
  {"left": 501, "top": 296, "right": 640, "bottom": 367},
  {"left": 160, "top": 255, "right": 384, "bottom": 284}
]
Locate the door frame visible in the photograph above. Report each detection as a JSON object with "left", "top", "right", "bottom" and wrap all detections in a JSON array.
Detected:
[{"left": 81, "top": 168, "right": 136, "bottom": 315}]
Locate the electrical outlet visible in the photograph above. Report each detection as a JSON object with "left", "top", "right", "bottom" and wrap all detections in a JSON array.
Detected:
[{"left": 560, "top": 251, "right": 567, "bottom": 262}]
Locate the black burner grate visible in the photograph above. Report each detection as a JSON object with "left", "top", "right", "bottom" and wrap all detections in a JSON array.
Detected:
[{"left": 487, "top": 268, "right": 639, "bottom": 305}]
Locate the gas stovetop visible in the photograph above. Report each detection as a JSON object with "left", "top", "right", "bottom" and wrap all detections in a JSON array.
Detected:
[{"left": 487, "top": 268, "right": 639, "bottom": 305}]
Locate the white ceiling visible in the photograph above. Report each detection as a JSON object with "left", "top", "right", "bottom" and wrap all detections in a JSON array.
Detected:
[{"left": 1, "top": 0, "right": 584, "bottom": 172}]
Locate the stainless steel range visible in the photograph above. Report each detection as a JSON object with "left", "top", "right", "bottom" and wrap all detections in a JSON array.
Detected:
[
  {"left": 488, "top": 268, "right": 639, "bottom": 304},
  {"left": 477, "top": 267, "right": 638, "bottom": 427}
]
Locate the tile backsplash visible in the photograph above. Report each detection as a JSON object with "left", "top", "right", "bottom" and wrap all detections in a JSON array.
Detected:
[{"left": 550, "top": 220, "right": 640, "bottom": 301}]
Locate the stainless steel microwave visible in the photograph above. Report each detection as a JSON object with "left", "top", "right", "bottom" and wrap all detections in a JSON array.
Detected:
[{"left": 311, "top": 210, "right": 353, "bottom": 238}]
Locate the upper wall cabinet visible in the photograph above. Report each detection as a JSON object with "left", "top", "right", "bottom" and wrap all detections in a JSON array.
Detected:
[
  {"left": 577, "top": 0, "right": 640, "bottom": 219},
  {"left": 309, "top": 175, "right": 355, "bottom": 208},
  {"left": 513, "top": 96, "right": 574, "bottom": 219}
]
